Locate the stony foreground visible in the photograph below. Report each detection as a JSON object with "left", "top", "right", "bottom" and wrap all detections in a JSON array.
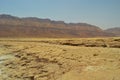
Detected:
[{"left": 0, "top": 38, "right": 120, "bottom": 80}]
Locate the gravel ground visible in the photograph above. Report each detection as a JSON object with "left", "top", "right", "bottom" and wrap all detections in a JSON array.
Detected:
[{"left": 0, "top": 38, "right": 120, "bottom": 80}]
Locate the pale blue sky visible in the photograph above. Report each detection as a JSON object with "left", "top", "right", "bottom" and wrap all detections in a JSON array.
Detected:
[{"left": 0, "top": 0, "right": 120, "bottom": 29}]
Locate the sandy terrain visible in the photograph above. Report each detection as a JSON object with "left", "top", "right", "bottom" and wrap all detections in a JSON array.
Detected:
[{"left": 0, "top": 37, "right": 120, "bottom": 80}]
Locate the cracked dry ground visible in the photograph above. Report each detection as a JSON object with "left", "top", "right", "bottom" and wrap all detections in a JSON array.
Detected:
[{"left": 0, "top": 39, "right": 120, "bottom": 80}]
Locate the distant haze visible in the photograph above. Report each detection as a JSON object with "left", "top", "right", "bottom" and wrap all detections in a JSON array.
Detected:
[{"left": 0, "top": 0, "right": 120, "bottom": 29}]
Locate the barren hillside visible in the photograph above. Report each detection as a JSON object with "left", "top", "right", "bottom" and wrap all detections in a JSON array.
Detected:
[
  {"left": 0, "top": 14, "right": 114, "bottom": 38},
  {"left": 105, "top": 27, "right": 120, "bottom": 36}
]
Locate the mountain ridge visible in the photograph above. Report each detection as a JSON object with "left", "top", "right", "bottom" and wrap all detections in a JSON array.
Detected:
[
  {"left": 0, "top": 14, "right": 116, "bottom": 38},
  {"left": 105, "top": 27, "right": 120, "bottom": 36}
]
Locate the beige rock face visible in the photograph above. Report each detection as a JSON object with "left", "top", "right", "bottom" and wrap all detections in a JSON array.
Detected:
[{"left": 0, "top": 37, "right": 120, "bottom": 80}]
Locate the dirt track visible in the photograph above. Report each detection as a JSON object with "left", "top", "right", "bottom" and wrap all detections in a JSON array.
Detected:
[{"left": 0, "top": 38, "right": 120, "bottom": 80}]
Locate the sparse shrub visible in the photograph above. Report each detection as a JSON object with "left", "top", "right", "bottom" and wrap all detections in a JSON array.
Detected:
[
  {"left": 62, "top": 49, "right": 66, "bottom": 51},
  {"left": 93, "top": 53, "right": 99, "bottom": 56},
  {"left": 103, "top": 43, "right": 110, "bottom": 48},
  {"left": 114, "top": 39, "right": 120, "bottom": 42}
]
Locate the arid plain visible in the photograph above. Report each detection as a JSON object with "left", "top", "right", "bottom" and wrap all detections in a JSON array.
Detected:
[{"left": 0, "top": 37, "right": 120, "bottom": 80}]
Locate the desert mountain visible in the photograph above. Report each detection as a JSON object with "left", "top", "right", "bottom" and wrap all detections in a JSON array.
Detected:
[
  {"left": 105, "top": 27, "right": 120, "bottom": 37},
  {"left": 0, "top": 14, "right": 115, "bottom": 38}
]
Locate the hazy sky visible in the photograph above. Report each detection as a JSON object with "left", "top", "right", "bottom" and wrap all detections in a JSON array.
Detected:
[{"left": 0, "top": 0, "right": 120, "bottom": 29}]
